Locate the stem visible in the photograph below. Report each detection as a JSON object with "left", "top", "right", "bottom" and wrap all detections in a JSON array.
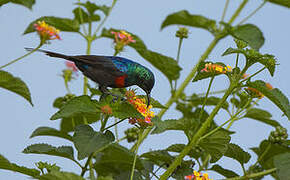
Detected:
[
  {"left": 196, "top": 89, "right": 227, "bottom": 97},
  {"left": 114, "top": 118, "right": 119, "bottom": 141},
  {"left": 199, "top": 155, "right": 210, "bottom": 171},
  {"left": 253, "top": 143, "right": 271, "bottom": 167},
  {"left": 221, "top": 0, "right": 230, "bottom": 23},
  {"left": 174, "top": 38, "right": 184, "bottom": 92},
  {"left": 160, "top": 84, "right": 236, "bottom": 179},
  {"left": 89, "top": 160, "right": 95, "bottom": 180},
  {"left": 130, "top": 129, "right": 143, "bottom": 180},
  {"left": 93, "top": 0, "right": 117, "bottom": 37},
  {"left": 228, "top": 0, "right": 249, "bottom": 25},
  {"left": 77, "top": 0, "right": 87, "bottom": 35},
  {"left": 83, "top": 39, "right": 92, "bottom": 95},
  {"left": 225, "top": 168, "right": 276, "bottom": 180},
  {"left": 0, "top": 44, "right": 42, "bottom": 69},
  {"left": 238, "top": 1, "right": 266, "bottom": 25},
  {"left": 198, "top": 76, "right": 215, "bottom": 120},
  {"left": 100, "top": 116, "right": 109, "bottom": 132},
  {"left": 235, "top": 53, "right": 239, "bottom": 68},
  {"left": 240, "top": 67, "right": 266, "bottom": 84}
]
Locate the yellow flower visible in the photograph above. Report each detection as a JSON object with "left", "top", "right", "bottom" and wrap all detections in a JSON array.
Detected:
[
  {"left": 34, "top": 21, "right": 61, "bottom": 43},
  {"left": 201, "top": 63, "right": 232, "bottom": 74},
  {"left": 184, "top": 171, "right": 212, "bottom": 180},
  {"left": 111, "top": 30, "right": 136, "bottom": 53}
]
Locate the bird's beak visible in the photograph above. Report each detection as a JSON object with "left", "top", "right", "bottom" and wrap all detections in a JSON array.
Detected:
[{"left": 146, "top": 93, "right": 151, "bottom": 107}]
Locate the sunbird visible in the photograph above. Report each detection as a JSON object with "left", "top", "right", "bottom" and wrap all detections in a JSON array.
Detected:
[{"left": 26, "top": 48, "right": 155, "bottom": 106}]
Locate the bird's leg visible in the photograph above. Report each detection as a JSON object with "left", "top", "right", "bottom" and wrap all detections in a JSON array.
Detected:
[{"left": 99, "top": 86, "right": 125, "bottom": 102}]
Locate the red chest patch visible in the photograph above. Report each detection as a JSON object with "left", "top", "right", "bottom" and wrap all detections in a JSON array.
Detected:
[{"left": 115, "top": 75, "right": 127, "bottom": 88}]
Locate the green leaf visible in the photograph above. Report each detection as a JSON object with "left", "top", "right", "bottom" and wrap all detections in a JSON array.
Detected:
[
  {"left": 110, "top": 101, "right": 143, "bottom": 120},
  {"left": 23, "top": 16, "right": 79, "bottom": 34},
  {"left": 73, "top": 7, "right": 100, "bottom": 24},
  {"left": 76, "top": 1, "right": 110, "bottom": 16},
  {"left": 50, "top": 95, "right": 98, "bottom": 120},
  {"left": 274, "top": 153, "right": 290, "bottom": 180},
  {"left": 244, "top": 108, "right": 281, "bottom": 127},
  {"left": 199, "top": 130, "right": 231, "bottom": 163},
  {"left": 151, "top": 118, "right": 188, "bottom": 134},
  {"left": 189, "top": 95, "right": 229, "bottom": 110},
  {"left": 222, "top": 48, "right": 276, "bottom": 76},
  {"left": 38, "top": 171, "right": 85, "bottom": 180},
  {"left": 141, "top": 150, "right": 173, "bottom": 166},
  {"left": 0, "top": 0, "right": 35, "bottom": 9},
  {"left": 224, "top": 143, "right": 251, "bottom": 164},
  {"left": 72, "top": 125, "right": 113, "bottom": 160},
  {"left": 30, "top": 126, "right": 73, "bottom": 141},
  {"left": 210, "top": 164, "right": 238, "bottom": 178},
  {"left": 0, "top": 154, "right": 40, "bottom": 177},
  {"left": 0, "top": 70, "right": 33, "bottom": 105},
  {"left": 246, "top": 80, "right": 290, "bottom": 120},
  {"left": 230, "top": 24, "right": 264, "bottom": 50},
  {"left": 23, "top": 144, "right": 75, "bottom": 161},
  {"left": 160, "top": 10, "right": 217, "bottom": 33},
  {"left": 166, "top": 144, "right": 203, "bottom": 160},
  {"left": 267, "top": 0, "right": 290, "bottom": 8},
  {"left": 101, "top": 28, "right": 182, "bottom": 81},
  {"left": 94, "top": 144, "right": 144, "bottom": 177}
]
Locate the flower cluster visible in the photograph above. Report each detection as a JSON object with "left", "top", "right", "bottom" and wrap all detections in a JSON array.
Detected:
[
  {"left": 34, "top": 21, "right": 61, "bottom": 43},
  {"left": 62, "top": 62, "right": 78, "bottom": 93},
  {"left": 176, "top": 27, "right": 189, "bottom": 39},
  {"left": 185, "top": 171, "right": 212, "bottom": 180},
  {"left": 125, "top": 90, "right": 154, "bottom": 126},
  {"left": 101, "top": 105, "right": 113, "bottom": 115},
  {"left": 201, "top": 63, "right": 232, "bottom": 74},
  {"left": 111, "top": 30, "right": 136, "bottom": 53}
]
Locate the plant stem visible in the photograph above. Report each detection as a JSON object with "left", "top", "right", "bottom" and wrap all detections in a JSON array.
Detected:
[
  {"left": 103, "top": 118, "right": 126, "bottom": 132},
  {"left": 130, "top": 129, "right": 143, "bottom": 180},
  {"left": 253, "top": 143, "right": 271, "bottom": 167},
  {"left": 196, "top": 89, "right": 227, "bottom": 97},
  {"left": 235, "top": 53, "right": 239, "bottom": 68},
  {"left": 199, "top": 155, "right": 210, "bottom": 171},
  {"left": 89, "top": 160, "right": 95, "bottom": 180},
  {"left": 83, "top": 39, "right": 92, "bottom": 95},
  {"left": 160, "top": 84, "right": 236, "bottom": 179},
  {"left": 221, "top": 0, "right": 230, "bottom": 23},
  {"left": 238, "top": 1, "right": 266, "bottom": 25},
  {"left": 240, "top": 67, "right": 266, "bottom": 84},
  {"left": 198, "top": 76, "right": 215, "bottom": 120},
  {"left": 228, "top": 0, "right": 249, "bottom": 25},
  {"left": 173, "top": 38, "right": 184, "bottom": 92},
  {"left": 225, "top": 168, "right": 276, "bottom": 180},
  {"left": 77, "top": 0, "right": 87, "bottom": 35},
  {"left": 0, "top": 44, "right": 42, "bottom": 69}
]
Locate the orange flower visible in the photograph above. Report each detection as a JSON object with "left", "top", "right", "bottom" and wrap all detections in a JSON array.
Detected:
[
  {"left": 201, "top": 63, "right": 232, "bottom": 74},
  {"left": 111, "top": 30, "right": 136, "bottom": 45},
  {"left": 246, "top": 87, "right": 264, "bottom": 99},
  {"left": 185, "top": 171, "right": 212, "bottom": 180},
  {"left": 266, "top": 83, "right": 273, "bottom": 90},
  {"left": 242, "top": 73, "right": 249, "bottom": 79},
  {"left": 101, "top": 105, "right": 113, "bottom": 115},
  {"left": 126, "top": 90, "right": 154, "bottom": 126},
  {"left": 34, "top": 21, "right": 61, "bottom": 43}
]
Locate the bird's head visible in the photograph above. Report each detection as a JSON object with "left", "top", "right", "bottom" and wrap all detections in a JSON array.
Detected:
[{"left": 138, "top": 73, "right": 155, "bottom": 107}]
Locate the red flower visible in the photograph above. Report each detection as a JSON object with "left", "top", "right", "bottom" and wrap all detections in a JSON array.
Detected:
[{"left": 34, "top": 21, "right": 61, "bottom": 43}]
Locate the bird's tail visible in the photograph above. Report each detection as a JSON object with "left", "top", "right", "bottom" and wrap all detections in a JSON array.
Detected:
[{"left": 25, "top": 48, "right": 72, "bottom": 61}]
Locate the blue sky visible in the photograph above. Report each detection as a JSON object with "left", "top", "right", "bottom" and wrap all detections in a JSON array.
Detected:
[{"left": 0, "top": 0, "right": 289, "bottom": 179}]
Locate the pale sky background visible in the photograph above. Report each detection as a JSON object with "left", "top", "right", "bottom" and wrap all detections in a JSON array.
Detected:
[{"left": 0, "top": 0, "right": 289, "bottom": 179}]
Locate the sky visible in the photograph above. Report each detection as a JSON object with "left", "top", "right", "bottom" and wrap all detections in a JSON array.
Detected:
[{"left": 0, "top": 0, "right": 289, "bottom": 179}]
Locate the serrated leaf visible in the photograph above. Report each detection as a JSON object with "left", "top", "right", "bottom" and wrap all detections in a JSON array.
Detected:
[
  {"left": 30, "top": 126, "right": 73, "bottom": 141},
  {"left": 101, "top": 28, "right": 181, "bottom": 81},
  {"left": 210, "top": 164, "right": 238, "bottom": 178},
  {"left": 189, "top": 96, "right": 229, "bottom": 110},
  {"left": 0, "top": 0, "right": 35, "bottom": 9},
  {"left": 0, "top": 70, "right": 33, "bottom": 105},
  {"left": 73, "top": 7, "right": 100, "bottom": 24},
  {"left": 268, "top": 0, "right": 290, "bottom": 8},
  {"left": 230, "top": 24, "right": 264, "bottom": 50},
  {"left": 72, "top": 125, "right": 113, "bottom": 160},
  {"left": 23, "top": 144, "right": 75, "bottom": 161},
  {"left": 224, "top": 143, "right": 251, "bottom": 164},
  {"left": 0, "top": 154, "right": 40, "bottom": 177},
  {"left": 160, "top": 10, "right": 217, "bottom": 33},
  {"left": 274, "top": 153, "right": 290, "bottom": 180},
  {"left": 50, "top": 95, "right": 98, "bottom": 120},
  {"left": 39, "top": 171, "right": 85, "bottom": 180},
  {"left": 94, "top": 144, "right": 144, "bottom": 177},
  {"left": 246, "top": 80, "right": 290, "bottom": 120},
  {"left": 199, "top": 130, "right": 231, "bottom": 163},
  {"left": 23, "top": 16, "right": 79, "bottom": 34},
  {"left": 244, "top": 108, "right": 281, "bottom": 127}
]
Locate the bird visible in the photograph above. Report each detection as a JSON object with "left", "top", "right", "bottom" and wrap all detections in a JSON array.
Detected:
[{"left": 25, "top": 48, "right": 155, "bottom": 106}]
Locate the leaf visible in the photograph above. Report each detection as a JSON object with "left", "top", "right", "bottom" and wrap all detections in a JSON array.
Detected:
[
  {"left": 138, "top": 95, "right": 166, "bottom": 109},
  {"left": 274, "top": 153, "right": 290, "bottom": 180},
  {"left": 94, "top": 144, "right": 144, "bottom": 177},
  {"left": 141, "top": 150, "right": 173, "bottom": 166},
  {"left": 50, "top": 95, "right": 98, "bottom": 120},
  {"left": 199, "top": 130, "right": 231, "bottom": 163},
  {"left": 189, "top": 96, "right": 229, "bottom": 110},
  {"left": 73, "top": 7, "right": 100, "bottom": 24},
  {"left": 39, "top": 171, "right": 85, "bottom": 180},
  {"left": 210, "top": 164, "right": 238, "bottom": 178},
  {"left": 267, "top": 0, "right": 290, "bottom": 8},
  {"left": 230, "top": 24, "right": 264, "bottom": 50},
  {"left": 76, "top": 1, "right": 110, "bottom": 16},
  {"left": 244, "top": 108, "right": 281, "bottom": 127},
  {"left": 23, "top": 16, "right": 79, "bottom": 34},
  {"left": 110, "top": 101, "right": 143, "bottom": 120},
  {"left": 0, "top": 70, "right": 33, "bottom": 105},
  {"left": 30, "top": 126, "right": 73, "bottom": 141},
  {"left": 0, "top": 0, "right": 35, "bottom": 9},
  {"left": 160, "top": 10, "right": 217, "bottom": 33},
  {"left": 246, "top": 80, "right": 290, "bottom": 120},
  {"left": 166, "top": 144, "right": 203, "bottom": 160},
  {"left": 224, "top": 143, "right": 251, "bottom": 164},
  {"left": 151, "top": 118, "right": 188, "bottom": 134},
  {"left": 72, "top": 125, "right": 113, "bottom": 160},
  {"left": 23, "top": 144, "right": 75, "bottom": 161},
  {"left": 101, "top": 28, "right": 182, "bottom": 81},
  {"left": 0, "top": 154, "right": 40, "bottom": 177}
]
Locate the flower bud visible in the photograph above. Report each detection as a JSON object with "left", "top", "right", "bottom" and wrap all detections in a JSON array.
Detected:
[{"left": 175, "top": 27, "right": 189, "bottom": 39}]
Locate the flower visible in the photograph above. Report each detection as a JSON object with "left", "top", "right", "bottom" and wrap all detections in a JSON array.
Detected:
[
  {"left": 111, "top": 30, "right": 136, "bottom": 53},
  {"left": 176, "top": 27, "right": 189, "bottom": 39},
  {"left": 266, "top": 83, "right": 273, "bottom": 90},
  {"left": 101, "top": 105, "right": 113, "bottom": 115},
  {"left": 34, "top": 21, "right": 61, "bottom": 43},
  {"left": 184, "top": 171, "right": 212, "bottom": 180},
  {"left": 245, "top": 87, "right": 264, "bottom": 99},
  {"left": 125, "top": 90, "right": 154, "bottom": 126},
  {"left": 242, "top": 73, "right": 249, "bottom": 79},
  {"left": 65, "top": 61, "right": 78, "bottom": 72},
  {"left": 201, "top": 63, "right": 232, "bottom": 74}
]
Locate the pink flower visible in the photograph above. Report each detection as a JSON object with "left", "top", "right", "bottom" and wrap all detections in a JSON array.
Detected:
[{"left": 65, "top": 61, "right": 78, "bottom": 72}]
